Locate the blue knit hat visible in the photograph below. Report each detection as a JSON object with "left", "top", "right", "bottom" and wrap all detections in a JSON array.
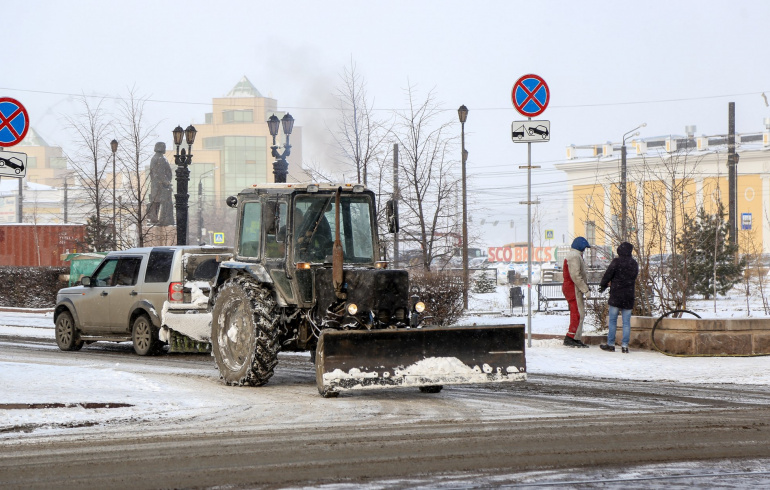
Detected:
[{"left": 571, "top": 236, "right": 590, "bottom": 252}]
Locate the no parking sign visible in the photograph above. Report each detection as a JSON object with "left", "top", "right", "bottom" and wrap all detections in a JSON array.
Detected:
[
  {"left": 0, "top": 98, "right": 30, "bottom": 147},
  {"left": 511, "top": 75, "right": 550, "bottom": 118}
]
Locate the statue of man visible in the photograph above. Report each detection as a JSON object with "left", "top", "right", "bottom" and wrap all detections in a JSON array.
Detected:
[{"left": 147, "top": 142, "right": 174, "bottom": 226}]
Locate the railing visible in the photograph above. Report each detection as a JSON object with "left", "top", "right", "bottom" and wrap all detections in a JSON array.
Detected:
[{"left": 536, "top": 282, "right": 606, "bottom": 312}]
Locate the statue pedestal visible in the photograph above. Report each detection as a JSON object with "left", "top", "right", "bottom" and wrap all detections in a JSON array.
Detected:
[{"left": 145, "top": 225, "right": 177, "bottom": 247}]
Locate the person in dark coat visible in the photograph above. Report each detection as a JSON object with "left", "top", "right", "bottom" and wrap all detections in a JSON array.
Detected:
[{"left": 599, "top": 241, "right": 639, "bottom": 353}]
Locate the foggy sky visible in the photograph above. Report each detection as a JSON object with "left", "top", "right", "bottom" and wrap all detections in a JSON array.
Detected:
[{"left": 4, "top": 0, "right": 769, "bottom": 245}]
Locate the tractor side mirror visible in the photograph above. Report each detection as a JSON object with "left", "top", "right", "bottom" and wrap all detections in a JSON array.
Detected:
[
  {"left": 386, "top": 200, "right": 399, "bottom": 234},
  {"left": 226, "top": 196, "right": 238, "bottom": 208}
]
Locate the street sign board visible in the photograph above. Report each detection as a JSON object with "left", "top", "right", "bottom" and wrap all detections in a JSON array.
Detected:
[
  {"left": 213, "top": 232, "right": 225, "bottom": 244},
  {"left": 545, "top": 229, "right": 554, "bottom": 240},
  {"left": 512, "top": 74, "right": 549, "bottom": 117},
  {"left": 0, "top": 98, "right": 30, "bottom": 147},
  {"left": 742, "top": 213, "right": 752, "bottom": 230},
  {"left": 512, "top": 120, "right": 550, "bottom": 143},
  {"left": 0, "top": 149, "right": 27, "bottom": 178}
]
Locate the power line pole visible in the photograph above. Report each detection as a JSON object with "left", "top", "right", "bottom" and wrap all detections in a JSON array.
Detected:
[
  {"left": 728, "top": 102, "right": 737, "bottom": 247},
  {"left": 393, "top": 143, "right": 399, "bottom": 268},
  {"left": 63, "top": 178, "right": 68, "bottom": 223}
]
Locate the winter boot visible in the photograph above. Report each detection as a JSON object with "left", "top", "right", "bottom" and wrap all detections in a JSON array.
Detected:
[
  {"left": 600, "top": 344, "right": 615, "bottom": 352},
  {"left": 622, "top": 346, "right": 629, "bottom": 354},
  {"left": 575, "top": 338, "right": 590, "bottom": 348},
  {"left": 563, "top": 335, "right": 582, "bottom": 347}
]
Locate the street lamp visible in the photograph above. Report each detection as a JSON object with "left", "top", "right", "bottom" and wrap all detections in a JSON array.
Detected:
[
  {"left": 458, "top": 104, "right": 469, "bottom": 310},
  {"left": 172, "top": 124, "right": 197, "bottom": 245},
  {"left": 621, "top": 123, "right": 646, "bottom": 241},
  {"left": 267, "top": 113, "right": 294, "bottom": 183},
  {"left": 198, "top": 167, "right": 218, "bottom": 244},
  {"left": 110, "top": 139, "right": 118, "bottom": 248}
]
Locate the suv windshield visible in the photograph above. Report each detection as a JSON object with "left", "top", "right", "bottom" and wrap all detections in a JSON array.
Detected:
[{"left": 294, "top": 193, "right": 374, "bottom": 263}]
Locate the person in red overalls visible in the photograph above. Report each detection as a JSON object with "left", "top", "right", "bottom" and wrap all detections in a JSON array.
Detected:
[{"left": 562, "top": 236, "right": 591, "bottom": 348}]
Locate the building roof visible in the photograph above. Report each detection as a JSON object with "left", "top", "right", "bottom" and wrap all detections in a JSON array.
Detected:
[
  {"left": 225, "top": 76, "right": 263, "bottom": 98},
  {"left": 17, "top": 128, "right": 49, "bottom": 147}
]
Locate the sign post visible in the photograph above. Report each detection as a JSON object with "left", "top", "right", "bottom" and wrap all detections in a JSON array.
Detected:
[{"left": 512, "top": 74, "right": 551, "bottom": 348}]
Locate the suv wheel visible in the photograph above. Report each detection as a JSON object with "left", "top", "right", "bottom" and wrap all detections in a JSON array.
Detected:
[
  {"left": 55, "top": 311, "right": 84, "bottom": 351},
  {"left": 132, "top": 314, "right": 161, "bottom": 356},
  {"left": 211, "top": 276, "right": 279, "bottom": 386}
]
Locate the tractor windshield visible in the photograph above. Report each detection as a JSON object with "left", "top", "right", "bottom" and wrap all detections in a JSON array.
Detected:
[{"left": 294, "top": 193, "right": 375, "bottom": 264}]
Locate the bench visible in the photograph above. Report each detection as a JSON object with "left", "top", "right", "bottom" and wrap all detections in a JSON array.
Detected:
[{"left": 536, "top": 282, "right": 605, "bottom": 312}]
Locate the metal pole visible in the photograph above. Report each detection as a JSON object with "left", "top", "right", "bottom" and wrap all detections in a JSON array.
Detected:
[
  {"left": 526, "top": 138, "right": 532, "bottom": 348},
  {"left": 620, "top": 143, "right": 627, "bottom": 241},
  {"left": 63, "top": 178, "right": 68, "bottom": 223},
  {"left": 174, "top": 148, "right": 190, "bottom": 246},
  {"left": 393, "top": 143, "right": 399, "bottom": 268},
  {"left": 461, "top": 121, "right": 469, "bottom": 310},
  {"left": 728, "top": 102, "right": 737, "bottom": 246},
  {"left": 17, "top": 177, "right": 22, "bottom": 222},
  {"left": 112, "top": 151, "right": 116, "bottom": 247},
  {"left": 198, "top": 179, "right": 204, "bottom": 244}
]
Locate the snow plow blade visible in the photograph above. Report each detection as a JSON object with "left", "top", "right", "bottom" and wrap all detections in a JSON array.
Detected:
[{"left": 316, "top": 324, "right": 526, "bottom": 396}]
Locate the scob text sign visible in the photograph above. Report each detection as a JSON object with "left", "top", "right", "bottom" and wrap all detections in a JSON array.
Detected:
[{"left": 512, "top": 120, "right": 550, "bottom": 143}]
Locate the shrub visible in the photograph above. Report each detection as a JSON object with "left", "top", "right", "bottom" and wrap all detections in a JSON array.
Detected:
[
  {"left": 409, "top": 270, "right": 464, "bottom": 327},
  {"left": 0, "top": 266, "right": 68, "bottom": 308}
]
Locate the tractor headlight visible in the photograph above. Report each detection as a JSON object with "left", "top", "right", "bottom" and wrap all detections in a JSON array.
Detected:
[
  {"left": 414, "top": 301, "right": 425, "bottom": 313},
  {"left": 347, "top": 303, "right": 358, "bottom": 315},
  {"left": 375, "top": 261, "right": 388, "bottom": 269}
]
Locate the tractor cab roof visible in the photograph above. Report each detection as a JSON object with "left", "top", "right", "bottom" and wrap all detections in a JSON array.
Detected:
[{"left": 237, "top": 183, "right": 368, "bottom": 198}]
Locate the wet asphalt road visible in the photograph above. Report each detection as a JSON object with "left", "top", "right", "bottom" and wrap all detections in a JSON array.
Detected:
[{"left": 1, "top": 335, "right": 770, "bottom": 488}]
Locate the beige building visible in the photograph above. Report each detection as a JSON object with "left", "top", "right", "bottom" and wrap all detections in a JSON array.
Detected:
[
  {"left": 557, "top": 126, "right": 770, "bottom": 254},
  {"left": 2, "top": 77, "right": 307, "bottom": 241},
  {"left": 178, "top": 76, "right": 308, "bottom": 214}
]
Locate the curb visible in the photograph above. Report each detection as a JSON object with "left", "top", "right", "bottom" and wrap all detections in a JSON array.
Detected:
[{"left": 0, "top": 307, "right": 54, "bottom": 314}]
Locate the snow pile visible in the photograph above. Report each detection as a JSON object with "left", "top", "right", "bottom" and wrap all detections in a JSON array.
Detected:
[{"left": 160, "top": 282, "right": 213, "bottom": 342}]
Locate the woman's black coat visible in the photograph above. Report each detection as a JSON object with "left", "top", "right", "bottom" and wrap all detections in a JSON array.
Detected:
[{"left": 599, "top": 242, "right": 639, "bottom": 309}]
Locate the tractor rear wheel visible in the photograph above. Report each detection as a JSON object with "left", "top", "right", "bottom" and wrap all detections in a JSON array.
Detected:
[{"left": 211, "top": 276, "right": 279, "bottom": 386}]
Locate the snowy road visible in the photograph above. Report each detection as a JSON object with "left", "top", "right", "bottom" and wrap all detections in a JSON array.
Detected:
[{"left": 2, "top": 311, "right": 770, "bottom": 487}]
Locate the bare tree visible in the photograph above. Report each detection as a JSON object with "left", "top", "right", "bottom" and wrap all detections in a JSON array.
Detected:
[
  {"left": 64, "top": 95, "right": 112, "bottom": 251},
  {"left": 393, "top": 84, "right": 460, "bottom": 270},
  {"left": 331, "top": 59, "right": 391, "bottom": 187},
  {"left": 578, "top": 148, "right": 706, "bottom": 314},
  {"left": 114, "top": 88, "right": 160, "bottom": 248}
]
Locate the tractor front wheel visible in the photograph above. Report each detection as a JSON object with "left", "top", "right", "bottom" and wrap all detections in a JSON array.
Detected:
[{"left": 211, "top": 276, "right": 279, "bottom": 386}]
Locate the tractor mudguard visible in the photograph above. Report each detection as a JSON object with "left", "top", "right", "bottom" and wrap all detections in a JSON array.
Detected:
[{"left": 316, "top": 324, "right": 526, "bottom": 396}]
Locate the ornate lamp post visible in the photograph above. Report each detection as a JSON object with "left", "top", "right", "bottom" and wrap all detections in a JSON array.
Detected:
[
  {"left": 172, "top": 124, "right": 197, "bottom": 245},
  {"left": 267, "top": 113, "right": 294, "bottom": 183},
  {"left": 110, "top": 139, "right": 118, "bottom": 248},
  {"left": 458, "top": 105, "right": 469, "bottom": 310}
]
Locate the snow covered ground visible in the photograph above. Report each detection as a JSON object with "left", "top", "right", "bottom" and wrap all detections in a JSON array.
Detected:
[{"left": 2, "top": 286, "right": 769, "bottom": 439}]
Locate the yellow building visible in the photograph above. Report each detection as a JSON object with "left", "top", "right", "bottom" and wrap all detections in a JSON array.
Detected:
[{"left": 557, "top": 127, "right": 770, "bottom": 254}]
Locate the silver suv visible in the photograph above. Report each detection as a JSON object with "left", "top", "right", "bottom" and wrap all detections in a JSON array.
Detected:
[{"left": 54, "top": 246, "right": 231, "bottom": 355}]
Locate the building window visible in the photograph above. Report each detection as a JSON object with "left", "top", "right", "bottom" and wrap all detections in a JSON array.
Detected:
[
  {"left": 27, "top": 156, "right": 37, "bottom": 168},
  {"left": 203, "top": 137, "right": 223, "bottom": 150},
  {"left": 223, "top": 110, "right": 254, "bottom": 124},
  {"left": 585, "top": 221, "right": 596, "bottom": 244},
  {"left": 50, "top": 157, "right": 67, "bottom": 169},
  {"left": 205, "top": 113, "right": 213, "bottom": 124}
]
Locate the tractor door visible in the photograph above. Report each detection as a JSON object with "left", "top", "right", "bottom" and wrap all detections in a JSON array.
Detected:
[{"left": 264, "top": 197, "right": 296, "bottom": 304}]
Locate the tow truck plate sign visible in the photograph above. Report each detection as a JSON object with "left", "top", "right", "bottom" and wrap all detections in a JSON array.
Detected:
[
  {"left": 511, "top": 120, "right": 550, "bottom": 143},
  {"left": 0, "top": 149, "right": 27, "bottom": 177}
]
